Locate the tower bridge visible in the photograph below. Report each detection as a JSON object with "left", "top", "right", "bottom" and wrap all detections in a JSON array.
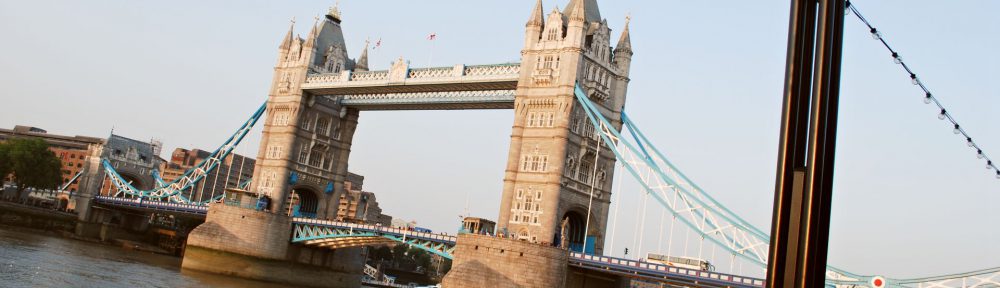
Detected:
[{"left": 67, "top": 1, "right": 1000, "bottom": 288}]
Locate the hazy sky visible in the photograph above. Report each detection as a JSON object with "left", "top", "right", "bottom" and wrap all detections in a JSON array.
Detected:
[{"left": 1, "top": 0, "right": 997, "bottom": 280}]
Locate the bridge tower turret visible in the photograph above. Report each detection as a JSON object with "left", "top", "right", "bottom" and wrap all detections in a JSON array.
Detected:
[
  {"left": 498, "top": 0, "right": 632, "bottom": 255},
  {"left": 250, "top": 6, "right": 360, "bottom": 219}
]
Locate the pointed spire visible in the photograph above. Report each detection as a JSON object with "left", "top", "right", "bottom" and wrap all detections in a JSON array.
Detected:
[
  {"left": 355, "top": 39, "right": 370, "bottom": 71},
  {"left": 326, "top": 0, "right": 342, "bottom": 23},
  {"left": 563, "top": 0, "right": 601, "bottom": 23},
  {"left": 615, "top": 15, "right": 632, "bottom": 53},
  {"left": 303, "top": 15, "right": 320, "bottom": 48},
  {"left": 527, "top": 0, "right": 544, "bottom": 27},
  {"left": 279, "top": 18, "right": 295, "bottom": 50}
]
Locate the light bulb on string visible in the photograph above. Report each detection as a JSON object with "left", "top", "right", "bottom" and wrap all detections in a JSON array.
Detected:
[
  {"left": 892, "top": 52, "right": 902, "bottom": 64},
  {"left": 910, "top": 73, "right": 919, "bottom": 85},
  {"left": 938, "top": 109, "right": 947, "bottom": 120},
  {"left": 953, "top": 124, "right": 961, "bottom": 135},
  {"left": 988, "top": 160, "right": 994, "bottom": 170},
  {"left": 924, "top": 93, "right": 932, "bottom": 104},
  {"left": 996, "top": 170, "right": 1000, "bottom": 179},
  {"left": 979, "top": 150, "right": 985, "bottom": 159},
  {"left": 967, "top": 138, "right": 974, "bottom": 147},
  {"left": 870, "top": 28, "right": 881, "bottom": 40}
]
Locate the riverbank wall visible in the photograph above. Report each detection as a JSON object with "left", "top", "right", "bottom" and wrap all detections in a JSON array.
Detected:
[{"left": 182, "top": 204, "right": 364, "bottom": 288}]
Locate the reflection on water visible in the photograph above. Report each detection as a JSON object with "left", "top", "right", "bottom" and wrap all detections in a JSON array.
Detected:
[{"left": 0, "top": 226, "right": 291, "bottom": 288}]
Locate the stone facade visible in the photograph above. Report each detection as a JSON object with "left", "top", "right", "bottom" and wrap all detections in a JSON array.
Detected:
[
  {"left": 183, "top": 204, "right": 363, "bottom": 287},
  {"left": 249, "top": 8, "right": 364, "bottom": 220},
  {"left": 186, "top": 204, "right": 292, "bottom": 260},
  {"left": 497, "top": 0, "right": 632, "bottom": 254},
  {"left": 441, "top": 234, "right": 568, "bottom": 288},
  {"left": 160, "top": 148, "right": 255, "bottom": 203}
]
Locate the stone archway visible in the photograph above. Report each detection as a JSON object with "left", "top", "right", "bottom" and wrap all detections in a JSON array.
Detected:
[
  {"left": 104, "top": 172, "right": 148, "bottom": 197},
  {"left": 58, "top": 197, "right": 70, "bottom": 211},
  {"left": 563, "top": 210, "right": 586, "bottom": 252},
  {"left": 289, "top": 186, "right": 320, "bottom": 218}
]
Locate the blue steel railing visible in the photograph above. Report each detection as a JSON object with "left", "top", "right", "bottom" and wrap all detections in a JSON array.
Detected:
[{"left": 292, "top": 218, "right": 457, "bottom": 244}]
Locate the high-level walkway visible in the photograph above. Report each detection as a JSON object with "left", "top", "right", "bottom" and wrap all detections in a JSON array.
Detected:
[{"left": 304, "top": 63, "right": 520, "bottom": 110}]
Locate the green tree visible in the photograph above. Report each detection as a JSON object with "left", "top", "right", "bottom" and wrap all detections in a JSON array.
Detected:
[
  {"left": 0, "top": 142, "right": 10, "bottom": 187},
  {"left": 370, "top": 246, "right": 393, "bottom": 262},
  {"left": 411, "top": 248, "right": 431, "bottom": 270},
  {"left": 392, "top": 243, "right": 409, "bottom": 261},
  {"left": 0, "top": 138, "right": 63, "bottom": 201}
]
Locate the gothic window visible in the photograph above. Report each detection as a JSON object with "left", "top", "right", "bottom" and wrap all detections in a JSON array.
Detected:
[
  {"left": 542, "top": 56, "right": 555, "bottom": 69},
  {"left": 266, "top": 145, "right": 283, "bottom": 159},
  {"left": 301, "top": 113, "right": 314, "bottom": 131},
  {"left": 260, "top": 170, "right": 276, "bottom": 195},
  {"left": 274, "top": 111, "right": 290, "bottom": 126},
  {"left": 331, "top": 121, "right": 342, "bottom": 140},
  {"left": 527, "top": 111, "right": 555, "bottom": 128},
  {"left": 511, "top": 187, "right": 543, "bottom": 226},
  {"left": 582, "top": 120, "right": 595, "bottom": 139},
  {"left": 309, "top": 145, "right": 325, "bottom": 167},
  {"left": 578, "top": 155, "right": 594, "bottom": 183},
  {"left": 521, "top": 154, "right": 549, "bottom": 173},
  {"left": 547, "top": 28, "right": 558, "bottom": 41},
  {"left": 316, "top": 117, "right": 330, "bottom": 136},
  {"left": 298, "top": 143, "right": 309, "bottom": 163}
]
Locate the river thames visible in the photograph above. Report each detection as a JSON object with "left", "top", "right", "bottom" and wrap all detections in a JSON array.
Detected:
[{"left": 0, "top": 226, "right": 290, "bottom": 288}]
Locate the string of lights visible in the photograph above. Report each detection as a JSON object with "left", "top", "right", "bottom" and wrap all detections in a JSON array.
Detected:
[{"left": 845, "top": 1, "right": 999, "bottom": 180}]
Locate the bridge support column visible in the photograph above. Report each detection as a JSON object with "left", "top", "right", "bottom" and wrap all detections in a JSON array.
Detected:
[
  {"left": 74, "top": 143, "right": 106, "bottom": 237},
  {"left": 442, "top": 234, "right": 568, "bottom": 288},
  {"left": 182, "top": 204, "right": 363, "bottom": 287}
]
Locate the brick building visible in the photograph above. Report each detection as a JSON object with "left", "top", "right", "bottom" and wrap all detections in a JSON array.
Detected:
[
  {"left": 159, "top": 148, "right": 255, "bottom": 203},
  {"left": 336, "top": 172, "right": 391, "bottom": 225},
  {"left": 0, "top": 126, "right": 104, "bottom": 210}
]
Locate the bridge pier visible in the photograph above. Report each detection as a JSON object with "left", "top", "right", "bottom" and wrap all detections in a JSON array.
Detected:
[
  {"left": 442, "top": 234, "right": 569, "bottom": 288},
  {"left": 182, "top": 204, "right": 364, "bottom": 287}
]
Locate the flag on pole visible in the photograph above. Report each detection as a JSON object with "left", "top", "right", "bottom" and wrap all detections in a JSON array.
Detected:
[
  {"left": 428, "top": 33, "right": 437, "bottom": 41},
  {"left": 374, "top": 38, "right": 382, "bottom": 50}
]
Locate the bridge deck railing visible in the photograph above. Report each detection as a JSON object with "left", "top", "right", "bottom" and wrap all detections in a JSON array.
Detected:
[
  {"left": 569, "top": 252, "right": 765, "bottom": 287},
  {"left": 302, "top": 63, "right": 520, "bottom": 88},
  {"left": 292, "top": 218, "right": 457, "bottom": 244},
  {"left": 94, "top": 195, "right": 208, "bottom": 215}
]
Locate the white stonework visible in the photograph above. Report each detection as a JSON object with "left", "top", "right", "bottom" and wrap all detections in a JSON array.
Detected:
[
  {"left": 250, "top": 1, "right": 632, "bottom": 255},
  {"left": 497, "top": 0, "right": 632, "bottom": 254}
]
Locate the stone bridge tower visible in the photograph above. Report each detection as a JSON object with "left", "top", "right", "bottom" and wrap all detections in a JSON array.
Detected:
[
  {"left": 249, "top": 7, "right": 366, "bottom": 218},
  {"left": 498, "top": 0, "right": 632, "bottom": 255}
]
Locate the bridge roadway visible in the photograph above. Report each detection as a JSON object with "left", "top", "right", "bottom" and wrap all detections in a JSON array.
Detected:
[
  {"left": 302, "top": 63, "right": 520, "bottom": 110},
  {"left": 92, "top": 197, "right": 765, "bottom": 287}
]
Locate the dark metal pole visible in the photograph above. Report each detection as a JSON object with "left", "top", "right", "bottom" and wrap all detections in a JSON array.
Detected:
[{"left": 766, "top": 0, "right": 845, "bottom": 287}]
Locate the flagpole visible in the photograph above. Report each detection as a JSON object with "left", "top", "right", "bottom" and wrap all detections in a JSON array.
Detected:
[
  {"left": 427, "top": 33, "right": 436, "bottom": 67},
  {"left": 372, "top": 38, "right": 381, "bottom": 70}
]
